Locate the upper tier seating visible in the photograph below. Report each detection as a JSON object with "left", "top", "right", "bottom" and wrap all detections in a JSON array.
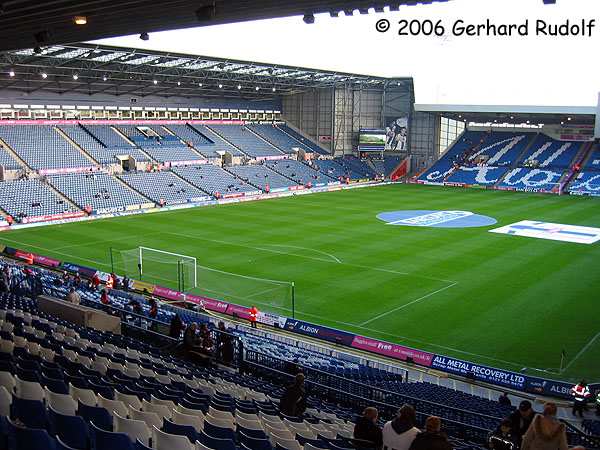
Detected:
[
  {"left": 445, "top": 166, "right": 509, "bottom": 186},
  {"left": 583, "top": 144, "right": 600, "bottom": 171},
  {"left": 265, "top": 160, "right": 336, "bottom": 186},
  {"left": 81, "top": 124, "right": 132, "bottom": 147},
  {"left": 0, "top": 179, "right": 75, "bottom": 219},
  {"left": 311, "top": 159, "right": 347, "bottom": 180},
  {"left": 246, "top": 124, "right": 315, "bottom": 154},
  {"left": 136, "top": 144, "right": 205, "bottom": 164},
  {"left": 48, "top": 173, "right": 150, "bottom": 212},
  {"left": 226, "top": 165, "right": 297, "bottom": 190},
  {"left": 370, "top": 156, "right": 401, "bottom": 177},
  {"left": 207, "top": 125, "right": 283, "bottom": 158},
  {"left": 464, "top": 132, "right": 532, "bottom": 167},
  {"left": 173, "top": 165, "right": 259, "bottom": 196},
  {"left": 496, "top": 167, "right": 565, "bottom": 192},
  {"left": 0, "top": 125, "right": 94, "bottom": 170},
  {"left": 335, "top": 156, "right": 377, "bottom": 179},
  {"left": 80, "top": 125, "right": 151, "bottom": 162},
  {"left": 119, "top": 171, "right": 211, "bottom": 205},
  {"left": 59, "top": 125, "right": 113, "bottom": 164},
  {"left": 276, "top": 125, "right": 328, "bottom": 155},
  {"left": 0, "top": 143, "right": 22, "bottom": 170},
  {"left": 519, "top": 135, "right": 582, "bottom": 168},
  {"left": 568, "top": 171, "right": 600, "bottom": 196},
  {"left": 168, "top": 124, "right": 243, "bottom": 158}
]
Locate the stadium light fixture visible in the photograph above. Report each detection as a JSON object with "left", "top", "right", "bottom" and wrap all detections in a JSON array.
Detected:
[
  {"left": 272, "top": 87, "right": 276, "bottom": 92},
  {"left": 237, "top": 84, "right": 242, "bottom": 90},
  {"left": 303, "top": 13, "right": 315, "bottom": 24},
  {"left": 72, "top": 74, "right": 78, "bottom": 80},
  {"left": 567, "top": 117, "right": 572, "bottom": 121},
  {"left": 41, "top": 72, "right": 47, "bottom": 79},
  {"left": 73, "top": 16, "right": 87, "bottom": 25},
  {"left": 102, "top": 75, "right": 107, "bottom": 81},
  {"left": 218, "top": 83, "right": 223, "bottom": 89},
  {"left": 153, "top": 79, "right": 158, "bottom": 85},
  {"left": 255, "top": 86, "right": 260, "bottom": 91},
  {"left": 177, "top": 81, "right": 181, "bottom": 86},
  {"left": 198, "top": 82, "right": 203, "bottom": 87},
  {"left": 8, "top": 69, "right": 14, "bottom": 77}
]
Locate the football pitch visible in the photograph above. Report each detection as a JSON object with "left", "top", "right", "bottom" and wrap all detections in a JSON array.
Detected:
[{"left": 2, "top": 183, "right": 600, "bottom": 382}]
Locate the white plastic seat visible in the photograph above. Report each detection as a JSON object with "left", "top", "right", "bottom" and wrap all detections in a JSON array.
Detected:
[
  {"left": 98, "top": 394, "right": 129, "bottom": 418},
  {"left": 61, "top": 349, "right": 78, "bottom": 362},
  {"left": 15, "top": 376, "right": 45, "bottom": 401},
  {"left": 155, "top": 374, "right": 171, "bottom": 385},
  {"left": 151, "top": 394, "right": 176, "bottom": 409},
  {"left": 0, "top": 386, "right": 11, "bottom": 416},
  {"left": 304, "top": 443, "right": 324, "bottom": 450},
  {"left": 77, "top": 355, "right": 93, "bottom": 367},
  {"left": 0, "top": 371, "right": 16, "bottom": 393},
  {"left": 39, "top": 346, "right": 55, "bottom": 362},
  {"left": 114, "top": 411, "right": 152, "bottom": 446},
  {"left": 114, "top": 390, "right": 142, "bottom": 410},
  {"left": 45, "top": 388, "right": 77, "bottom": 416},
  {"left": 236, "top": 415, "right": 263, "bottom": 431},
  {"left": 267, "top": 429, "right": 295, "bottom": 441},
  {"left": 175, "top": 404, "right": 205, "bottom": 420},
  {"left": 295, "top": 429, "right": 317, "bottom": 440},
  {"left": 207, "top": 407, "right": 234, "bottom": 422},
  {"left": 129, "top": 406, "right": 163, "bottom": 430},
  {"left": 91, "top": 360, "right": 108, "bottom": 376},
  {"left": 172, "top": 409, "right": 204, "bottom": 432},
  {"left": 69, "top": 383, "right": 97, "bottom": 406},
  {"left": 270, "top": 436, "right": 302, "bottom": 450},
  {"left": 142, "top": 399, "right": 172, "bottom": 419},
  {"left": 152, "top": 426, "right": 195, "bottom": 450},
  {"left": 195, "top": 442, "right": 213, "bottom": 450},
  {"left": 13, "top": 336, "right": 26, "bottom": 348},
  {"left": 205, "top": 414, "right": 235, "bottom": 430}
]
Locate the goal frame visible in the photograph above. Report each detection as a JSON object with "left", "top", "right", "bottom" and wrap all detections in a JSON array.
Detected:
[{"left": 138, "top": 246, "right": 198, "bottom": 288}]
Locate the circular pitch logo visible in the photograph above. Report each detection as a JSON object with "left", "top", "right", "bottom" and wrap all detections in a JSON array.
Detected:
[{"left": 377, "top": 210, "right": 497, "bottom": 228}]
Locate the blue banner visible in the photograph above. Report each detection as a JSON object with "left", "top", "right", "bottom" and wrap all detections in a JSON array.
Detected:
[
  {"left": 61, "top": 262, "right": 97, "bottom": 279},
  {"left": 283, "top": 319, "right": 355, "bottom": 346},
  {"left": 431, "top": 355, "right": 527, "bottom": 390},
  {"left": 525, "top": 377, "right": 575, "bottom": 400}
]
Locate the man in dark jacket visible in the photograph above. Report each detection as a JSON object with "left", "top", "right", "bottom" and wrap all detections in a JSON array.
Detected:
[
  {"left": 409, "top": 416, "right": 452, "bottom": 450},
  {"left": 279, "top": 373, "right": 306, "bottom": 418},
  {"left": 508, "top": 400, "right": 534, "bottom": 446},
  {"left": 488, "top": 418, "right": 517, "bottom": 450},
  {"left": 354, "top": 407, "right": 383, "bottom": 449}
]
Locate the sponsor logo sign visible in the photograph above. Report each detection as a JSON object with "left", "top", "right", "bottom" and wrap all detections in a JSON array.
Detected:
[
  {"left": 351, "top": 335, "right": 434, "bottom": 367},
  {"left": 377, "top": 210, "right": 497, "bottom": 228},
  {"left": 431, "top": 355, "right": 526, "bottom": 389}
]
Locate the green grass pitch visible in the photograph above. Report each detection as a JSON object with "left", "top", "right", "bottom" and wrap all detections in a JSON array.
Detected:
[{"left": 3, "top": 184, "right": 600, "bottom": 382}]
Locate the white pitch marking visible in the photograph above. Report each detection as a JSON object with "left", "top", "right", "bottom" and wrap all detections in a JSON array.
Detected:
[
  {"left": 359, "top": 282, "right": 459, "bottom": 326},
  {"left": 561, "top": 331, "right": 600, "bottom": 373},
  {"left": 261, "top": 244, "right": 342, "bottom": 264}
]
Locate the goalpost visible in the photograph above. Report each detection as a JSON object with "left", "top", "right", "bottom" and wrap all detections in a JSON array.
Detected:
[
  {"left": 112, "top": 246, "right": 197, "bottom": 291},
  {"left": 110, "top": 246, "right": 295, "bottom": 315}
]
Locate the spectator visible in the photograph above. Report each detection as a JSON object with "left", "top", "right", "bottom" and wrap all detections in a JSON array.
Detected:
[
  {"left": 521, "top": 402, "right": 568, "bottom": 450},
  {"left": 409, "top": 416, "right": 452, "bottom": 450},
  {"left": 122, "top": 275, "right": 130, "bottom": 291},
  {"left": 169, "top": 314, "right": 183, "bottom": 339},
  {"left": 148, "top": 298, "right": 158, "bottom": 319},
  {"left": 382, "top": 404, "right": 419, "bottom": 450},
  {"left": 596, "top": 390, "right": 600, "bottom": 416},
  {"left": 199, "top": 324, "right": 214, "bottom": 354},
  {"left": 280, "top": 373, "right": 306, "bottom": 418},
  {"left": 488, "top": 418, "right": 517, "bottom": 450},
  {"left": 65, "top": 288, "right": 80, "bottom": 305},
  {"left": 499, "top": 392, "right": 512, "bottom": 407},
  {"left": 249, "top": 305, "right": 258, "bottom": 328},
  {"left": 128, "top": 298, "right": 143, "bottom": 315},
  {"left": 91, "top": 273, "right": 101, "bottom": 291},
  {"left": 508, "top": 400, "right": 534, "bottom": 446},
  {"left": 217, "top": 321, "right": 234, "bottom": 366},
  {"left": 100, "top": 288, "right": 110, "bottom": 305},
  {"left": 182, "top": 323, "right": 199, "bottom": 354},
  {"left": 354, "top": 407, "right": 383, "bottom": 449},
  {"left": 571, "top": 380, "right": 591, "bottom": 418}
]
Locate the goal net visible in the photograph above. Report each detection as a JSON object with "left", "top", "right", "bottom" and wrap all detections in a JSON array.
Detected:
[
  {"left": 114, "top": 246, "right": 197, "bottom": 291},
  {"left": 111, "top": 246, "right": 294, "bottom": 315}
]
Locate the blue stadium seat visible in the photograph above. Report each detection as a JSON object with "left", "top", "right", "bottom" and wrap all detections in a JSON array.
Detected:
[
  {"left": 48, "top": 406, "right": 89, "bottom": 450},
  {"left": 90, "top": 421, "right": 134, "bottom": 450}
]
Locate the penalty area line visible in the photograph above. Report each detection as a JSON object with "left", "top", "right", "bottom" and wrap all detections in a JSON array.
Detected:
[{"left": 359, "top": 281, "right": 459, "bottom": 326}]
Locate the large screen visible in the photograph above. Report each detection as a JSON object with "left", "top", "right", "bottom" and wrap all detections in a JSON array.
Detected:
[{"left": 358, "top": 129, "right": 387, "bottom": 151}]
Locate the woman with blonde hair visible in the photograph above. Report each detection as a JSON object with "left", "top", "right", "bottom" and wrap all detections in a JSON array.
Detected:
[{"left": 521, "top": 402, "right": 568, "bottom": 450}]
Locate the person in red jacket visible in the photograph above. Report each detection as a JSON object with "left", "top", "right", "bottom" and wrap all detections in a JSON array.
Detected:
[
  {"left": 249, "top": 305, "right": 258, "bottom": 328},
  {"left": 91, "top": 273, "right": 101, "bottom": 291}
]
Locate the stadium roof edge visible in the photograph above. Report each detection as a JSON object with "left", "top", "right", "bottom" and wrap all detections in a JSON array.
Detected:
[{"left": 415, "top": 104, "right": 597, "bottom": 116}]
